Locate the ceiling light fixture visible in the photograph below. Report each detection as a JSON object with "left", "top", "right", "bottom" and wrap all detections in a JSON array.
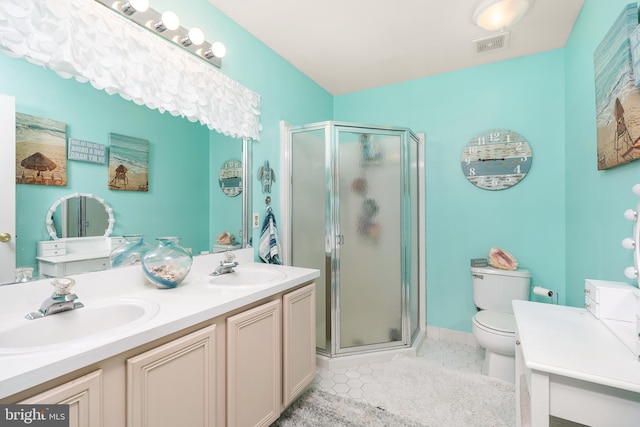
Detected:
[
  {"left": 472, "top": 0, "right": 534, "bottom": 31},
  {"left": 154, "top": 11, "right": 180, "bottom": 32}
]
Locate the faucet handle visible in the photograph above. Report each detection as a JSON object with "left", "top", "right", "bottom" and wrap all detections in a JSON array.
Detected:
[
  {"left": 51, "top": 277, "right": 76, "bottom": 295},
  {"left": 223, "top": 251, "right": 236, "bottom": 263}
]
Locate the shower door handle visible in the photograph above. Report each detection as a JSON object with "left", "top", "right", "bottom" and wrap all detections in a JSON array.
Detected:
[{"left": 336, "top": 235, "right": 344, "bottom": 245}]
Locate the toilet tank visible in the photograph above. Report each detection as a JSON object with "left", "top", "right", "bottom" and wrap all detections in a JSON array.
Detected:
[{"left": 471, "top": 266, "right": 531, "bottom": 313}]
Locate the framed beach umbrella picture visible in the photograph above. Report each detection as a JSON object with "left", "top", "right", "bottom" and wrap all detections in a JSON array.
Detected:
[
  {"left": 15, "top": 113, "right": 67, "bottom": 186},
  {"left": 108, "top": 133, "right": 149, "bottom": 192}
]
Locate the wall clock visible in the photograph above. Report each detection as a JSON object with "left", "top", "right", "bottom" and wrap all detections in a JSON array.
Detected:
[
  {"left": 218, "top": 159, "right": 242, "bottom": 197},
  {"left": 461, "top": 129, "right": 532, "bottom": 190}
]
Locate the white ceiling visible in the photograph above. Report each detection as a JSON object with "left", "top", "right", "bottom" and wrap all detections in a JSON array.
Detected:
[{"left": 208, "top": 0, "right": 585, "bottom": 95}]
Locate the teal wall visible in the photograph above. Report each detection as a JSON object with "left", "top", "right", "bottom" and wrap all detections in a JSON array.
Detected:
[
  {"left": 335, "top": 52, "right": 567, "bottom": 332},
  {"left": 565, "top": 0, "right": 640, "bottom": 307},
  {"left": 7, "top": 0, "right": 640, "bottom": 335},
  {"left": 3, "top": 0, "right": 333, "bottom": 272}
]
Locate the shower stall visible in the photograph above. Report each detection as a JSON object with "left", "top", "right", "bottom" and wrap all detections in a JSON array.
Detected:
[{"left": 281, "top": 121, "right": 424, "bottom": 363}]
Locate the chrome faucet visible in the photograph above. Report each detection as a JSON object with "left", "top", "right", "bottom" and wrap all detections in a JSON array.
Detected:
[
  {"left": 210, "top": 251, "right": 239, "bottom": 276},
  {"left": 25, "top": 277, "right": 84, "bottom": 320}
]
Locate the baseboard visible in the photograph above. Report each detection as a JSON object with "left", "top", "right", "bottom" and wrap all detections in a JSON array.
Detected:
[{"left": 426, "top": 325, "right": 479, "bottom": 348}]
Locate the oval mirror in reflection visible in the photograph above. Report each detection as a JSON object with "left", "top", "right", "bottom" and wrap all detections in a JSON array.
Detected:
[{"left": 46, "top": 193, "right": 114, "bottom": 239}]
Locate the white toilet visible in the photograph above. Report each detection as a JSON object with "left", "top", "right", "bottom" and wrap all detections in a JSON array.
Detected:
[{"left": 471, "top": 266, "right": 530, "bottom": 384}]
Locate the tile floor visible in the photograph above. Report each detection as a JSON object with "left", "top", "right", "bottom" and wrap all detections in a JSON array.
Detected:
[{"left": 312, "top": 337, "right": 485, "bottom": 403}]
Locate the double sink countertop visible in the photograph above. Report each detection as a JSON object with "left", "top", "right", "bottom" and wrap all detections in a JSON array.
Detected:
[{"left": 0, "top": 249, "right": 319, "bottom": 399}]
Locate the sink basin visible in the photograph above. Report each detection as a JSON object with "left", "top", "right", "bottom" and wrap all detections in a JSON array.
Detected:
[
  {"left": 0, "top": 298, "right": 159, "bottom": 353},
  {"left": 209, "top": 266, "right": 286, "bottom": 287}
]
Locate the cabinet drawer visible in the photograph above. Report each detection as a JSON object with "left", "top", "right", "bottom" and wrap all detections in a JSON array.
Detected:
[
  {"left": 37, "top": 241, "right": 67, "bottom": 257},
  {"left": 585, "top": 296, "right": 599, "bottom": 318},
  {"left": 65, "top": 258, "right": 110, "bottom": 275},
  {"left": 584, "top": 280, "right": 600, "bottom": 303}
]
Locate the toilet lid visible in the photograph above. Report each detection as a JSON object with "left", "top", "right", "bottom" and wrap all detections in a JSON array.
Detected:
[{"left": 474, "top": 311, "right": 515, "bottom": 333}]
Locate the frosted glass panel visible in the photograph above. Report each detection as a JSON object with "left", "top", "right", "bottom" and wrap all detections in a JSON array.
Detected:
[
  {"left": 291, "top": 128, "right": 329, "bottom": 352},
  {"left": 337, "top": 131, "right": 403, "bottom": 348}
]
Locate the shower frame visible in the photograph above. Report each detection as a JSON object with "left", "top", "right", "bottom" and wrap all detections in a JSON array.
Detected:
[{"left": 280, "top": 120, "right": 426, "bottom": 363}]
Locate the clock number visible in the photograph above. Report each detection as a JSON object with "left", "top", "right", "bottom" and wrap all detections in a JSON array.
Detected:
[
  {"left": 469, "top": 168, "right": 476, "bottom": 176},
  {"left": 514, "top": 165, "right": 521, "bottom": 174},
  {"left": 468, "top": 146, "right": 478, "bottom": 154},
  {"left": 464, "top": 157, "right": 471, "bottom": 165},
  {"left": 515, "top": 141, "right": 523, "bottom": 151},
  {"left": 477, "top": 136, "right": 486, "bottom": 145},
  {"left": 489, "top": 132, "right": 500, "bottom": 141},
  {"left": 505, "top": 134, "right": 512, "bottom": 142},
  {"left": 520, "top": 155, "right": 528, "bottom": 162}
]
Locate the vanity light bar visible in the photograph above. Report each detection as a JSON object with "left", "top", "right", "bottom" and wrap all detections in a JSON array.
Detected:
[{"left": 96, "top": 0, "right": 225, "bottom": 68}]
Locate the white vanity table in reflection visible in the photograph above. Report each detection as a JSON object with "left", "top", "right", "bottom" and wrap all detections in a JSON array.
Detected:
[
  {"left": 513, "top": 300, "right": 640, "bottom": 427},
  {"left": 37, "top": 236, "right": 124, "bottom": 278}
]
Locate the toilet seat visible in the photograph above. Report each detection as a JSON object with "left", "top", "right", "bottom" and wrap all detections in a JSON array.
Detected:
[{"left": 473, "top": 310, "right": 515, "bottom": 335}]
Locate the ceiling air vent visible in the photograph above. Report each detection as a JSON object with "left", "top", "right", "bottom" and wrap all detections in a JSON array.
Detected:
[{"left": 474, "top": 32, "right": 510, "bottom": 54}]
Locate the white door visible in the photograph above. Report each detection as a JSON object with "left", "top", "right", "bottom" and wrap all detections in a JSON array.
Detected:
[{"left": 0, "top": 93, "right": 16, "bottom": 284}]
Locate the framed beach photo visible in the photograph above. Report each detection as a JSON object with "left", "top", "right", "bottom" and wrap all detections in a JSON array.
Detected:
[
  {"left": 15, "top": 113, "right": 67, "bottom": 186},
  {"left": 108, "top": 133, "right": 149, "bottom": 192},
  {"left": 594, "top": 3, "right": 640, "bottom": 170}
]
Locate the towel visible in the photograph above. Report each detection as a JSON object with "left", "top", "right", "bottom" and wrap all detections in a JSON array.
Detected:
[{"left": 259, "top": 207, "right": 282, "bottom": 264}]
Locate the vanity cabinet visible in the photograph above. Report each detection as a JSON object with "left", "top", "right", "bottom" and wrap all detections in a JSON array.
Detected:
[
  {"left": 19, "top": 370, "right": 103, "bottom": 427},
  {"left": 282, "top": 283, "right": 316, "bottom": 407},
  {"left": 226, "top": 282, "right": 316, "bottom": 427},
  {"left": 1, "top": 280, "right": 316, "bottom": 427},
  {"left": 227, "top": 300, "right": 282, "bottom": 427},
  {"left": 127, "top": 324, "right": 218, "bottom": 427}
]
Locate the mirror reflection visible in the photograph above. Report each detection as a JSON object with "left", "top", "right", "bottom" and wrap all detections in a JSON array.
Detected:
[{"left": 45, "top": 193, "right": 114, "bottom": 240}]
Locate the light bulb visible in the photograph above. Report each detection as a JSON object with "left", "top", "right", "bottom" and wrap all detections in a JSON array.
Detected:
[
  {"left": 624, "top": 209, "right": 637, "bottom": 221},
  {"left": 622, "top": 238, "right": 635, "bottom": 250},
  {"left": 211, "top": 42, "right": 227, "bottom": 58},
  {"left": 188, "top": 28, "right": 205, "bottom": 45},
  {"left": 625, "top": 266, "right": 638, "bottom": 279},
  {"left": 161, "top": 11, "right": 180, "bottom": 31},
  {"left": 121, "top": 0, "right": 149, "bottom": 15}
]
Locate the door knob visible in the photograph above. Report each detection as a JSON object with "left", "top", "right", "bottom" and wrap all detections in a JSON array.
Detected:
[{"left": 0, "top": 232, "right": 11, "bottom": 242}]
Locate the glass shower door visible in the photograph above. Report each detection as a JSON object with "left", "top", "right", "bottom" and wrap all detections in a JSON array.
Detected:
[{"left": 335, "top": 129, "right": 405, "bottom": 352}]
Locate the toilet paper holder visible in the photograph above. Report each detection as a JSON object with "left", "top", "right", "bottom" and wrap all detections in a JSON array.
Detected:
[{"left": 531, "top": 285, "right": 558, "bottom": 304}]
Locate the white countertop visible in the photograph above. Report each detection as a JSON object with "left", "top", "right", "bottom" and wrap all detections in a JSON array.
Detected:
[
  {"left": 0, "top": 249, "right": 319, "bottom": 399},
  {"left": 513, "top": 300, "right": 640, "bottom": 393}
]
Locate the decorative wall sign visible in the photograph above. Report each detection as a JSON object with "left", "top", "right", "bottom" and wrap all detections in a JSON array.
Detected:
[
  {"left": 461, "top": 129, "right": 532, "bottom": 190},
  {"left": 16, "top": 112, "right": 67, "bottom": 186},
  {"left": 108, "top": 133, "right": 149, "bottom": 192},
  {"left": 595, "top": 3, "right": 640, "bottom": 170},
  {"left": 219, "top": 159, "right": 242, "bottom": 197},
  {"left": 68, "top": 138, "right": 106, "bottom": 164}
]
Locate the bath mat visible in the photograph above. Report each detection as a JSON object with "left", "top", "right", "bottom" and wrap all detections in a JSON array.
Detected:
[
  {"left": 362, "top": 355, "right": 516, "bottom": 427},
  {"left": 272, "top": 388, "right": 422, "bottom": 427}
]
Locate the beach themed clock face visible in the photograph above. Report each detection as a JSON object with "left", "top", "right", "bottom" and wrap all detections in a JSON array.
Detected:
[{"left": 461, "top": 129, "right": 532, "bottom": 190}]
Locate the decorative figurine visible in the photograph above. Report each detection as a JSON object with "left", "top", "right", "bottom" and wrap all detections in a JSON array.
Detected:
[{"left": 257, "top": 160, "right": 276, "bottom": 193}]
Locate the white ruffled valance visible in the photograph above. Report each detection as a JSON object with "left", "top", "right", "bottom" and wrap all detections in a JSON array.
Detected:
[{"left": 0, "top": 0, "right": 262, "bottom": 140}]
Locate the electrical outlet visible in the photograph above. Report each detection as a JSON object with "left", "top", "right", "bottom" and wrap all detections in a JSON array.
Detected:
[{"left": 252, "top": 212, "right": 260, "bottom": 228}]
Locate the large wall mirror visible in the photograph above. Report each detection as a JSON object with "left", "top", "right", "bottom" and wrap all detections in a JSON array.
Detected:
[{"left": 1, "top": 0, "right": 258, "bottom": 277}]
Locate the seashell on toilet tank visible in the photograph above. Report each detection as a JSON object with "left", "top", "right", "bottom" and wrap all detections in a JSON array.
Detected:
[{"left": 488, "top": 246, "right": 518, "bottom": 270}]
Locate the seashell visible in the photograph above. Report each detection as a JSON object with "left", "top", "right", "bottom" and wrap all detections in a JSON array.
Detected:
[
  {"left": 216, "top": 231, "right": 235, "bottom": 245},
  {"left": 488, "top": 246, "right": 518, "bottom": 271}
]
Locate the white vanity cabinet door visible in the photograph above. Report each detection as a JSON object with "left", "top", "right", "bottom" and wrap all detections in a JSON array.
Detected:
[
  {"left": 227, "top": 299, "right": 281, "bottom": 427},
  {"left": 282, "top": 283, "right": 316, "bottom": 407},
  {"left": 19, "top": 369, "right": 103, "bottom": 427},
  {"left": 126, "top": 324, "right": 217, "bottom": 427}
]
